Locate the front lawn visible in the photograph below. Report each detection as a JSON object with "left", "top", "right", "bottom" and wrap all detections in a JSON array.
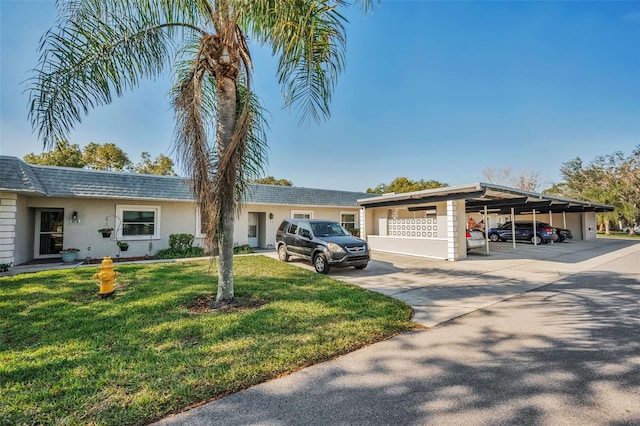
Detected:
[
  {"left": 0, "top": 256, "right": 414, "bottom": 425},
  {"left": 597, "top": 231, "right": 640, "bottom": 239}
]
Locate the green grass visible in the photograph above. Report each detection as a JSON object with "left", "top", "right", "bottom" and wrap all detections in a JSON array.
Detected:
[
  {"left": 0, "top": 256, "right": 415, "bottom": 425},
  {"left": 597, "top": 231, "right": 640, "bottom": 239}
]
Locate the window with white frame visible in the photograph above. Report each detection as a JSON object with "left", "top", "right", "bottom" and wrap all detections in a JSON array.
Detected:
[
  {"left": 340, "top": 212, "right": 357, "bottom": 232},
  {"left": 116, "top": 205, "right": 160, "bottom": 239},
  {"left": 291, "top": 210, "right": 313, "bottom": 219}
]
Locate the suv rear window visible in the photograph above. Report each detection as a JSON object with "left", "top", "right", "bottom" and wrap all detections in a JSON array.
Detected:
[{"left": 278, "top": 220, "right": 290, "bottom": 233}]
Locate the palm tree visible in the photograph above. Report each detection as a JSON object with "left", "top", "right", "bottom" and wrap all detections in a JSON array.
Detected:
[{"left": 28, "top": 0, "right": 371, "bottom": 303}]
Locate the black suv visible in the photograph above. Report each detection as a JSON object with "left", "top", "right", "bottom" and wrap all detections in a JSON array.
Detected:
[{"left": 276, "top": 219, "right": 369, "bottom": 274}]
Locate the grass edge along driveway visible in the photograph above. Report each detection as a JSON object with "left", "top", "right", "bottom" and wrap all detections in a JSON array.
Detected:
[{"left": 0, "top": 255, "right": 415, "bottom": 425}]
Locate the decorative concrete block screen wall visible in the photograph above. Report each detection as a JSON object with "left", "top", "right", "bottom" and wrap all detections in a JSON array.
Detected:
[{"left": 387, "top": 218, "right": 438, "bottom": 238}]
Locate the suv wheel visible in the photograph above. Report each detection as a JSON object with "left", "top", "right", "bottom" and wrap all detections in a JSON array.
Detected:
[
  {"left": 313, "top": 254, "right": 330, "bottom": 274},
  {"left": 489, "top": 233, "right": 500, "bottom": 242},
  {"left": 277, "top": 244, "right": 289, "bottom": 262},
  {"left": 531, "top": 234, "right": 542, "bottom": 245}
]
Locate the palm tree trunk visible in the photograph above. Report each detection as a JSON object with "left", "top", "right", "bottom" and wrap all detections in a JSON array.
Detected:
[{"left": 216, "top": 74, "right": 237, "bottom": 302}]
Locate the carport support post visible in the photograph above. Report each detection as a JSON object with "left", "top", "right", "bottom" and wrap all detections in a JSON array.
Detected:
[
  {"left": 511, "top": 208, "right": 516, "bottom": 249},
  {"left": 484, "top": 205, "right": 490, "bottom": 253},
  {"left": 563, "top": 211, "right": 567, "bottom": 228},
  {"left": 549, "top": 210, "right": 553, "bottom": 226},
  {"left": 533, "top": 209, "right": 537, "bottom": 246}
]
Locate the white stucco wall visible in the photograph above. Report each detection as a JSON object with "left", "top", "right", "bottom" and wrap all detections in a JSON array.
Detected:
[
  {"left": 367, "top": 235, "right": 448, "bottom": 259},
  {"left": 14, "top": 195, "right": 34, "bottom": 265},
  {"left": 23, "top": 197, "right": 200, "bottom": 259},
  {"left": 582, "top": 211, "right": 598, "bottom": 240},
  {"left": 10, "top": 196, "right": 360, "bottom": 262}
]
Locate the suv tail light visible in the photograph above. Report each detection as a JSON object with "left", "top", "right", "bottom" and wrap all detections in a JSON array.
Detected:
[{"left": 541, "top": 227, "right": 554, "bottom": 234}]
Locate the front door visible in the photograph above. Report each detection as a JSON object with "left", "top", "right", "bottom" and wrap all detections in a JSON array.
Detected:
[
  {"left": 248, "top": 212, "right": 259, "bottom": 247},
  {"left": 36, "top": 209, "right": 64, "bottom": 258}
]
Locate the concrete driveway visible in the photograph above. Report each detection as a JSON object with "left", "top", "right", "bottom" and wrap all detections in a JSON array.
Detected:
[
  {"left": 156, "top": 239, "right": 640, "bottom": 425},
  {"left": 271, "top": 239, "right": 640, "bottom": 327}
]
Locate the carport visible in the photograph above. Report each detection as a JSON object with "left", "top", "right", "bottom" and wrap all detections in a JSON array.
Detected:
[{"left": 357, "top": 182, "right": 614, "bottom": 261}]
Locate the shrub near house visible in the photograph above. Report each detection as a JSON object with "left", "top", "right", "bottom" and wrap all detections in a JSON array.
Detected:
[{"left": 155, "top": 234, "right": 204, "bottom": 259}]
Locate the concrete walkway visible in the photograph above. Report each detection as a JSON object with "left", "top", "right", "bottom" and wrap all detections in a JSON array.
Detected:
[{"left": 156, "top": 238, "right": 640, "bottom": 425}]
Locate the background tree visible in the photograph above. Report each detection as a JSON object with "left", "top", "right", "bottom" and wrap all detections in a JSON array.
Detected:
[
  {"left": 133, "top": 152, "right": 177, "bottom": 176},
  {"left": 615, "top": 146, "right": 640, "bottom": 233},
  {"left": 24, "top": 141, "right": 176, "bottom": 175},
  {"left": 28, "top": 0, "right": 370, "bottom": 303},
  {"left": 482, "top": 166, "right": 540, "bottom": 192},
  {"left": 23, "top": 140, "right": 85, "bottom": 168},
  {"left": 82, "top": 142, "right": 132, "bottom": 172},
  {"left": 367, "top": 177, "right": 448, "bottom": 194},
  {"left": 252, "top": 176, "right": 293, "bottom": 186},
  {"left": 553, "top": 147, "right": 639, "bottom": 235}
]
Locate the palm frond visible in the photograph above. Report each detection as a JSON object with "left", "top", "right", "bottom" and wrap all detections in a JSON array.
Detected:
[
  {"left": 29, "top": 0, "right": 216, "bottom": 149},
  {"left": 237, "top": 0, "right": 348, "bottom": 123},
  {"left": 234, "top": 84, "right": 269, "bottom": 214},
  {"left": 58, "top": 0, "right": 214, "bottom": 35},
  {"left": 170, "top": 46, "right": 217, "bottom": 247},
  {"left": 28, "top": 10, "right": 169, "bottom": 148},
  {"left": 170, "top": 35, "right": 266, "bottom": 248}
]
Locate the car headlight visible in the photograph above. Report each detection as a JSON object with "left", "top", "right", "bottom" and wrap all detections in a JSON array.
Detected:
[{"left": 327, "top": 243, "right": 345, "bottom": 254}]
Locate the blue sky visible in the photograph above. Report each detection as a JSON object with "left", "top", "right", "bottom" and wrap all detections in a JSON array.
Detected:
[{"left": 1, "top": 1, "right": 639, "bottom": 192}]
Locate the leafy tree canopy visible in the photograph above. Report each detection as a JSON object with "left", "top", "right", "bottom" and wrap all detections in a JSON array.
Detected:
[
  {"left": 252, "top": 176, "right": 293, "bottom": 186},
  {"left": 548, "top": 146, "right": 640, "bottom": 234},
  {"left": 23, "top": 142, "right": 176, "bottom": 175},
  {"left": 23, "top": 140, "right": 85, "bottom": 168},
  {"left": 82, "top": 142, "right": 131, "bottom": 171},
  {"left": 367, "top": 177, "right": 449, "bottom": 194},
  {"left": 132, "top": 152, "right": 177, "bottom": 176}
]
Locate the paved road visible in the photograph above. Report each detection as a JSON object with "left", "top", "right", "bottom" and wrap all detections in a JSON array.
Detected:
[{"left": 157, "top": 240, "right": 640, "bottom": 425}]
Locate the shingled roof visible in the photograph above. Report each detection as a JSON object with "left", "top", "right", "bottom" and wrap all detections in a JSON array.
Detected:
[
  {"left": 0, "top": 156, "right": 373, "bottom": 207},
  {"left": 0, "top": 156, "right": 48, "bottom": 196}
]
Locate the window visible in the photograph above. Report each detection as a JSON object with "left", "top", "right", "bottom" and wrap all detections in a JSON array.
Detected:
[
  {"left": 340, "top": 212, "right": 357, "bottom": 232},
  {"left": 292, "top": 210, "right": 313, "bottom": 219},
  {"left": 116, "top": 205, "right": 160, "bottom": 240}
]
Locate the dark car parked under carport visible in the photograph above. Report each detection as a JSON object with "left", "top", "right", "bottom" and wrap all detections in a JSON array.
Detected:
[
  {"left": 554, "top": 226, "right": 573, "bottom": 242},
  {"left": 487, "top": 221, "right": 559, "bottom": 245}
]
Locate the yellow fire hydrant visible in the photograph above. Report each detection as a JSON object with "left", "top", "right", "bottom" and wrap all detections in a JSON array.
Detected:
[{"left": 93, "top": 256, "right": 120, "bottom": 296}]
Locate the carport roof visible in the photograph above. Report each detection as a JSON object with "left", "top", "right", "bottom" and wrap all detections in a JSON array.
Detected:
[{"left": 357, "top": 182, "right": 615, "bottom": 214}]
